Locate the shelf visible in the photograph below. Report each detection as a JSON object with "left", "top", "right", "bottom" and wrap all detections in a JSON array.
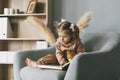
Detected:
[
  {"left": 0, "top": 38, "right": 45, "bottom": 41},
  {"left": 0, "top": 13, "right": 46, "bottom": 17},
  {"left": 0, "top": 0, "right": 52, "bottom": 80}
]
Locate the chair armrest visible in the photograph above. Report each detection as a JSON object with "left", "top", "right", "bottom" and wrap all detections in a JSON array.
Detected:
[
  {"left": 64, "top": 50, "right": 119, "bottom": 80},
  {"left": 13, "top": 45, "right": 56, "bottom": 80}
]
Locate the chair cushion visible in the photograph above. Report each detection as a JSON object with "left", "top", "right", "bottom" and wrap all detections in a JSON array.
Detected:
[{"left": 20, "top": 66, "right": 66, "bottom": 80}]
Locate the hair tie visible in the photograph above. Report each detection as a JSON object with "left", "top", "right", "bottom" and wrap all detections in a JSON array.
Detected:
[
  {"left": 70, "top": 23, "right": 75, "bottom": 32},
  {"left": 58, "top": 19, "right": 66, "bottom": 25}
]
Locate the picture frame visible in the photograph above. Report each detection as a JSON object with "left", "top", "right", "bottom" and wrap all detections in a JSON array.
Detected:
[{"left": 26, "top": 0, "right": 37, "bottom": 14}]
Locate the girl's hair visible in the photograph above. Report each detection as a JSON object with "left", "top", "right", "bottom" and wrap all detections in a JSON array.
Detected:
[{"left": 56, "top": 20, "right": 79, "bottom": 38}]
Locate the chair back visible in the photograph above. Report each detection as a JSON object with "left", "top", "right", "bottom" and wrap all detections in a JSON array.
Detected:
[{"left": 80, "top": 32, "right": 120, "bottom": 52}]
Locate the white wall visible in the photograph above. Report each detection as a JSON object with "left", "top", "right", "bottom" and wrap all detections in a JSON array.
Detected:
[{"left": 54, "top": 0, "right": 120, "bottom": 32}]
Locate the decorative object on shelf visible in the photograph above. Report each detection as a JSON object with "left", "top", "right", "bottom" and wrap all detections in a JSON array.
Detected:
[
  {"left": 26, "top": 0, "right": 37, "bottom": 14},
  {"left": 4, "top": 8, "right": 20, "bottom": 14},
  {"left": 9, "top": 8, "right": 15, "bottom": 14},
  {"left": 14, "top": 9, "right": 19, "bottom": 14},
  {"left": 36, "top": 40, "right": 48, "bottom": 49},
  {"left": 24, "top": 16, "right": 56, "bottom": 45},
  {"left": 0, "top": 51, "right": 15, "bottom": 63},
  {"left": 4, "top": 8, "right": 9, "bottom": 14},
  {"left": 0, "top": 17, "right": 14, "bottom": 39}
]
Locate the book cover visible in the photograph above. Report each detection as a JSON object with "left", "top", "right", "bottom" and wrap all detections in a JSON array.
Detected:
[{"left": 37, "top": 62, "right": 70, "bottom": 70}]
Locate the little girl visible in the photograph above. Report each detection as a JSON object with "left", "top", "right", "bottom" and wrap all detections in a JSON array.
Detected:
[{"left": 25, "top": 19, "right": 85, "bottom": 67}]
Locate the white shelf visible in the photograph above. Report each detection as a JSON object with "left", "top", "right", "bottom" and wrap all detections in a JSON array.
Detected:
[
  {"left": 0, "top": 38, "right": 45, "bottom": 41},
  {"left": 0, "top": 13, "right": 46, "bottom": 17}
]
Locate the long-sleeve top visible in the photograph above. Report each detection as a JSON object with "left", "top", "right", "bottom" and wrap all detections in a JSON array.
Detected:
[{"left": 55, "top": 37, "right": 85, "bottom": 65}]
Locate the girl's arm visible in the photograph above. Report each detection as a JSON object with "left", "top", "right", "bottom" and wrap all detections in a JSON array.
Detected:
[
  {"left": 76, "top": 41, "right": 85, "bottom": 53},
  {"left": 55, "top": 43, "right": 68, "bottom": 65}
]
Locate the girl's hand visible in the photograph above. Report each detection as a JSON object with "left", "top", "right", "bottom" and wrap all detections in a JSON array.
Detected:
[{"left": 66, "top": 51, "right": 76, "bottom": 61}]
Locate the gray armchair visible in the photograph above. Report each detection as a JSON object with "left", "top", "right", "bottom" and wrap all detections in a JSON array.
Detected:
[{"left": 14, "top": 32, "right": 120, "bottom": 80}]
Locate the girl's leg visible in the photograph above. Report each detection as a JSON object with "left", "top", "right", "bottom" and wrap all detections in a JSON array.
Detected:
[
  {"left": 25, "top": 54, "right": 58, "bottom": 68},
  {"left": 37, "top": 54, "right": 58, "bottom": 65},
  {"left": 25, "top": 58, "right": 38, "bottom": 68}
]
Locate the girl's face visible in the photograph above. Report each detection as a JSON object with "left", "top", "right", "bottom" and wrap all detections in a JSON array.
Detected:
[{"left": 58, "top": 30, "right": 73, "bottom": 44}]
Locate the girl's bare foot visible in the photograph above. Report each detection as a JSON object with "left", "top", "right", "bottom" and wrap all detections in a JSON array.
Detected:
[{"left": 25, "top": 58, "right": 38, "bottom": 68}]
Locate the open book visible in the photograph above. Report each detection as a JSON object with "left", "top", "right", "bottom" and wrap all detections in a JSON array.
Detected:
[{"left": 37, "top": 62, "right": 70, "bottom": 70}]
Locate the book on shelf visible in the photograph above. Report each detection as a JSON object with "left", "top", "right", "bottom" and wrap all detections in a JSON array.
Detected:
[
  {"left": 36, "top": 40, "right": 48, "bottom": 49},
  {"left": 37, "top": 62, "right": 70, "bottom": 70},
  {"left": 0, "top": 51, "right": 15, "bottom": 64},
  {"left": 0, "top": 17, "right": 14, "bottom": 39}
]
